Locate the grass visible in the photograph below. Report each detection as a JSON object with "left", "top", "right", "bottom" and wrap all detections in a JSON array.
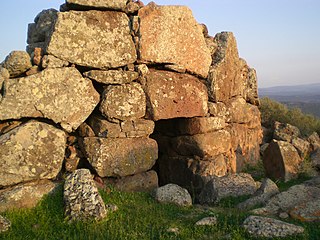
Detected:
[{"left": 0, "top": 181, "right": 319, "bottom": 240}]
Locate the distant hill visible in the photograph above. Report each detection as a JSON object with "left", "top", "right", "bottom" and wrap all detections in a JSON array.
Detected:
[{"left": 259, "top": 83, "right": 320, "bottom": 117}]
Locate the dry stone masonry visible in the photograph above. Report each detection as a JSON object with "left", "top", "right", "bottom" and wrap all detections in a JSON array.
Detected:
[{"left": 0, "top": 0, "right": 262, "bottom": 215}]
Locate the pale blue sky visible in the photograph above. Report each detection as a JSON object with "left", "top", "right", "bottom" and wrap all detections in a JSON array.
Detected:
[{"left": 0, "top": 0, "right": 319, "bottom": 88}]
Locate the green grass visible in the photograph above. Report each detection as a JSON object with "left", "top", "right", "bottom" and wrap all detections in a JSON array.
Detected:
[{"left": 0, "top": 183, "right": 319, "bottom": 240}]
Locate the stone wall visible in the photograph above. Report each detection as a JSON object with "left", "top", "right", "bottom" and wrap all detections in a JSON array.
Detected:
[{"left": 0, "top": 0, "right": 262, "bottom": 204}]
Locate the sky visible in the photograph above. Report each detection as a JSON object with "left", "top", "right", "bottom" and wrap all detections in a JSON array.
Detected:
[{"left": 0, "top": 0, "right": 319, "bottom": 88}]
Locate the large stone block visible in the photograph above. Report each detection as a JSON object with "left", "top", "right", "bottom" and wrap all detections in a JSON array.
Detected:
[
  {"left": 100, "top": 83, "right": 146, "bottom": 122},
  {"left": 47, "top": 10, "right": 136, "bottom": 69},
  {"left": 144, "top": 69, "right": 208, "bottom": 121},
  {"left": 171, "top": 130, "right": 232, "bottom": 158},
  {"left": 228, "top": 123, "right": 262, "bottom": 171},
  {"left": 82, "top": 137, "right": 158, "bottom": 177},
  {"left": 0, "top": 180, "right": 57, "bottom": 212},
  {"left": 106, "top": 170, "right": 158, "bottom": 192},
  {"left": 66, "top": 0, "right": 127, "bottom": 10},
  {"left": 0, "top": 68, "right": 99, "bottom": 132},
  {"left": 138, "top": 3, "right": 211, "bottom": 78},
  {"left": 0, "top": 121, "right": 66, "bottom": 187},
  {"left": 84, "top": 70, "right": 139, "bottom": 85},
  {"left": 1, "top": 51, "right": 32, "bottom": 78},
  {"left": 263, "top": 140, "right": 302, "bottom": 182},
  {"left": 207, "top": 32, "right": 245, "bottom": 102}
]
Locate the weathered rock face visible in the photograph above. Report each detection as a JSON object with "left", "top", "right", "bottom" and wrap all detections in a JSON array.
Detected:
[
  {"left": 82, "top": 137, "right": 158, "bottom": 177},
  {"left": 41, "top": 55, "right": 69, "bottom": 69},
  {"left": 263, "top": 140, "right": 302, "bottom": 181},
  {"left": 84, "top": 70, "right": 139, "bottom": 85},
  {"left": 171, "top": 130, "right": 232, "bottom": 158},
  {"left": 64, "top": 169, "right": 107, "bottom": 221},
  {"left": 0, "top": 121, "right": 66, "bottom": 187},
  {"left": 292, "top": 137, "right": 310, "bottom": 159},
  {"left": 237, "top": 178, "right": 279, "bottom": 210},
  {"left": 47, "top": 10, "right": 136, "bottom": 69},
  {"left": 100, "top": 83, "right": 146, "bottom": 122},
  {"left": 27, "top": 9, "right": 58, "bottom": 44},
  {"left": 243, "top": 216, "right": 304, "bottom": 238},
  {"left": 308, "top": 132, "right": 320, "bottom": 151},
  {"left": 143, "top": 69, "right": 208, "bottom": 121},
  {"left": 245, "top": 68, "right": 260, "bottom": 106},
  {"left": 0, "top": 180, "right": 57, "bottom": 212},
  {"left": 252, "top": 177, "right": 320, "bottom": 222},
  {"left": 66, "top": 0, "right": 127, "bottom": 10},
  {"left": 207, "top": 32, "right": 245, "bottom": 102},
  {"left": 199, "top": 173, "right": 259, "bottom": 204},
  {"left": 153, "top": 183, "right": 192, "bottom": 207},
  {"left": 107, "top": 170, "right": 158, "bottom": 192},
  {"left": 138, "top": 3, "right": 211, "bottom": 78},
  {"left": 274, "top": 121, "right": 300, "bottom": 142},
  {"left": 0, "top": 68, "right": 99, "bottom": 132},
  {"left": 1, "top": 51, "right": 32, "bottom": 77},
  {"left": 311, "top": 149, "right": 320, "bottom": 169}
]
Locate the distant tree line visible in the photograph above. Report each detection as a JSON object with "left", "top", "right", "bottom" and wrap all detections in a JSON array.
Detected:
[{"left": 259, "top": 97, "right": 320, "bottom": 136}]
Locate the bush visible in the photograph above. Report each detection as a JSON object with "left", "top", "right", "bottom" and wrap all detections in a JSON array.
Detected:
[{"left": 259, "top": 97, "right": 320, "bottom": 136}]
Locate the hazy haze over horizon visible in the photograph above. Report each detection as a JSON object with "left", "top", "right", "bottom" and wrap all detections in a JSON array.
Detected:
[{"left": 0, "top": 0, "right": 319, "bottom": 88}]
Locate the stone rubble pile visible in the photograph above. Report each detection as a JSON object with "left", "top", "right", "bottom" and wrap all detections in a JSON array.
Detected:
[{"left": 0, "top": 0, "right": 261, "bottom": 220}]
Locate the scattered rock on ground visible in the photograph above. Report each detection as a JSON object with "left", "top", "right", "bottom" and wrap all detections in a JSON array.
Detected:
[
  {"left": 64, "top": 169, "right": 107, "bottom": 221},
  {"left": 243, "top": 215, "right": 304, "bottom": 238},
  {"left": 237, "top": 178, "right": 279, "bottom": 210},
  {"left": 0, "top": 215, "right": 11, "bottom": 233},
  {"left": 273, "top": 121, "right": 300, "bottom": 142},
  {"left": 153, "top": 184, "right": 192, "bottom": 207},
  {"left": 199, "top": 173, "right": 259, "bottom": 205},
  {"left": 289, "top": 198, "right": 320, "bottom": 222},
  {"left": 195, "top": 216, "right": 217, "bottom": 226}
]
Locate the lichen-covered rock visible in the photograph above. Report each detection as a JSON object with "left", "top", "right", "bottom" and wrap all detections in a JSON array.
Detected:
[
  {"left": 84, "top": 70, "right": 139, "bottom": 85},
  {"left": 100, "top": 83, "right": 146, "bottom": 122},
  {"left": 174, "top": 117, "right": 227, "bottom": 135},
  {"left": 274, "top": 121, "right": 300, "bottom": 142},
  {"left": 252, "top": 179, "right": 320, "bottom": 216},
  {"left": 107, "top": 170, "right": 158, "bottom": 192},
  {"left": 0, "top": 180, "right": 57, "bottom": 212},
  {"left": 207, "top": 32, "right": 245, "bottom": 102},
  {"left": 237, "top": 178, "right": 279, "bottom": 210},
  {"left": 0, "top": 121, "right": 66, "bottom": 187},
  {"left": 228, "top": 123, "right": 262, "bottom": 171},
  {"left": 199, "top": 173, "right": 259, "bottom": 204},
  {"left": 143, "top": 69, "right": 208, "bottom": 121},
  {"left": 87, "top": 116, "right": 158, "bottom": 138},
  {"left": 0, "top": 67, "right": 9, "bottom": 89},
  {"left": 245, "top": 68, "right": 260, "bottom": 106},
  {"left": 47, "top": 11, "right": 136, "bottom": 69},
  {"left": 27, "top": 9, "right": 58, "bottom": 44},
  {"left": 138, "top": 3, "right": 211, "bottom": 78},
  {"left": 243, "top": 216, "right": 304, "bottom": 238},
  {"left": 1, "top": 51, "right": 32, "bottom": 77},
  {"left": 171, "top": 130, "right": 232, "bottom": 158},
  {"left": 66, "top": 0, "right": 127, "bottom": 10},
  {"left": 308, "top": 132, "right": 320, "bottom": 151},
  {"left": 0, "top": 68, "right": 99, "bottom": 132},
  {"left": 292, "top": 137, "right": 310, "bottom": 159},
  {"left": 41, "top": 55, "right": 69, "bottom": 69},
  {"left": 289, "top": 198, "right": 320, "bottom": 222},
  {"left": 64, "top": 169, "right": 107, "bottom": 221},
  {"left": 0, "top": 215, "right": 11, "bottom": 233},
  {"left": 195, "top": 216, "right": 217, "bottom": 226},
  {"left": 263, "top": 140, "right": 302, "bottom": 182},
  {"left": 82, "top": 137, "right": 158, "bottom": 177},
  {"left": 153, "top": 183, "right": 192, "bottom": 207}
]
